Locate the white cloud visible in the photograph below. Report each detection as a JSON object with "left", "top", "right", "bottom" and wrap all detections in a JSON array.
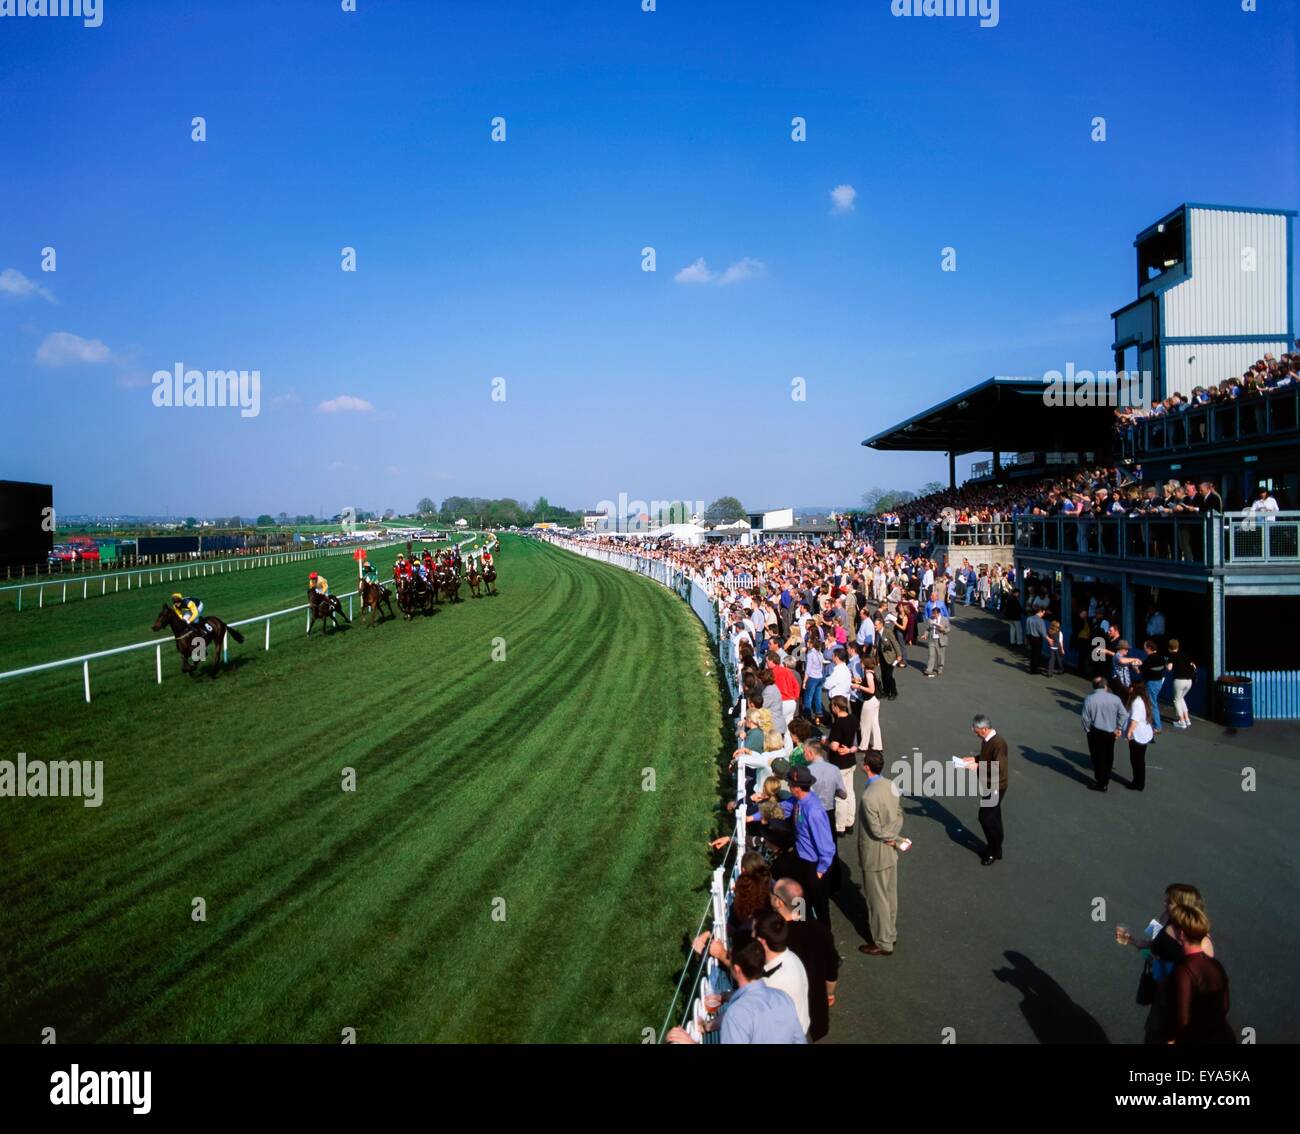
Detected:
[
  {"left": 717, "top": 257, "right": 767, "bottom": 285},
  {"left": 829, "top": 184, "right": 857, "bottom": 214},
  {"left": 674, "top": 257, "right": 716, "bottom": 285},
  {"left": 318, "top": 394, "right": 375, "bottom": 414},
  {"left": 0, "top": 268, "right": 55, "bottom": 303},
  {"left": 36, "top": 331, "right": 112, "bottom": 366},
  {"left": 674, "top": 256, "right": 767, "bottom": 286}
]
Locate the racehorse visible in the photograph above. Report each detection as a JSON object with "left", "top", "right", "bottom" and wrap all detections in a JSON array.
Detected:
[
  {"left": 308, "top": 590, "right": 351, "bottom": 634},
  {"left": 482, "top": 562, "right": 497, "bottom": 596},
  {"left": 395, "top": 575, "right": 416, "bottom": 621},
  {"left": 411, "top": 572, "right": 437, "bottom": 615},
  {"left": 466, "top": 562, "right": 482, "bottom": 598},
  {"left": 440, "top": 564, "right": 462, "bottom": 604},
  {"left": 360, "top": 579, "right": 395, "bottom": 626},
  {"left": 152, "top": 604, "right": 245, "bottom": 675}
]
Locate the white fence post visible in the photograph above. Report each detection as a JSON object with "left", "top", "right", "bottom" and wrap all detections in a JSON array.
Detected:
[
  {"left": 83, "top": 661, "right": 90, "bottom": 703},
  {"left": 265, "top": 619, "right": 270, "bottom": 650},
  {"left": 156, "top": 644, "right": 162, "bottom": 684}
]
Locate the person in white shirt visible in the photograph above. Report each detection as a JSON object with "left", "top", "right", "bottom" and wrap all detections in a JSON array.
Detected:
[
  {"left": 823, "top": 649, "right": 853, "bottom": 701},
  {"left": 1122, "top": 681, "right": 1155, "bottom": 792},
  {"left": 755, "top": 911, "right": 811, "bottom": 1037},
  {"left": 1250, "top": 489, "right": 1280, "bottom": 518}
]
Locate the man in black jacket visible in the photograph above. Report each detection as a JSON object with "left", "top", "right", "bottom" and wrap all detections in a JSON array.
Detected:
[
  {"left": 772, "top": 878, "right": 839, "bottom": 1042},
  {"left": 969, "top": 714, "right": 1008, "bottom": 866}
]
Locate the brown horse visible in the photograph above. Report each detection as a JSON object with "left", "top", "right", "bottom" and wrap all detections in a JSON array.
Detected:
[
  {"left": 440, "top": 566, "right": 462, "bottom": 604},
  {"left": 483, "top": 562, "right": 497, "bottom": 595},
  {"left": 307, "top": 590, "right": 350, "bottom": 634},
  {"left": 152, "top": 605, "right": 244, "bottom": 674},
  {"left": 360, "top": 579, "right": 395, "bottom": 626},
  {"left": 467, "top": 563, "right": 482, "bottom": 598}
]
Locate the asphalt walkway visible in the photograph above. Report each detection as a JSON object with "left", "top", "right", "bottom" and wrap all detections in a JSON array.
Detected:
[{"left": 822, "top": 604, "right": 1299, "bottom": 1044}]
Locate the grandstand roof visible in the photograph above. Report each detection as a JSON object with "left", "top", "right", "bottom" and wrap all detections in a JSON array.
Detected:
[{"left": 861, "top": 375, "right": 1113, "bottom": 455}]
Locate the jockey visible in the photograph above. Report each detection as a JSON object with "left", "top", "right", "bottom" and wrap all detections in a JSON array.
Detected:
[
  {"left": 361, "top": 559, "right": 378, "bottom": 585},
  {"left": 415, "top": 559, "right": 429, "bottom": 582},
  {"left": 171, "top": 592, "right": 203, "bottom": 624},
  {"left": 308, "top": 571, "right": 329, "bottom": 597},
  {"left": 392, "top": 555, "right": 404, "bottom": 583},
  {"left": 481, "top": 547, "right": 494, "bottom": 569}
]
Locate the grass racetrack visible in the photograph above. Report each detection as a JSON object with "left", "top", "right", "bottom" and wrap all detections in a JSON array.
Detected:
[{"left": 0, "top": 535, "right": 721, "bottom": 1043}]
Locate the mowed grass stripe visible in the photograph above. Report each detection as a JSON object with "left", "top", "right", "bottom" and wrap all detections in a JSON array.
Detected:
[{"left": 0, "top": 536, "right": 719, "bottom": 1042}]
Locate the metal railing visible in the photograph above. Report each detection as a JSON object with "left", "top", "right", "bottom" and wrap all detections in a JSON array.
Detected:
[
  {"left": 1119, "top": 384, "right": 1299, "bottom": 460},
  {"left": 0, "top": 534, "right": 489, "bottom": 701},
  {"left": 0, "top": 541, "right": 406, "bottom": 610},
  {"left": 1013, "top": 511, "right": 1300, "bottom": 567}
]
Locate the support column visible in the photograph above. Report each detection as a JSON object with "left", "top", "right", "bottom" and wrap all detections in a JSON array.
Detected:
[
  {"left": 948, "top": 451, "right": 956, "bottom": 490},
  {"left": 992, "top": 450, "right": 1003, "bottom": 482}
]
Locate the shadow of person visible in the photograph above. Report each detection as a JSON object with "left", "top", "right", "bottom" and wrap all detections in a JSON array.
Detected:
[
  {"left": 1018, "top": 744, "right": 1093, "bottom": 787},
  {"left": 830, "top": 865, "right": 874, "bottom": 941},
  {"left": 993, "top": 950, "right": 1110, "bottom": 1044},
  {"left": 900, "top": 793, "right": 983, "bottom": 854}
]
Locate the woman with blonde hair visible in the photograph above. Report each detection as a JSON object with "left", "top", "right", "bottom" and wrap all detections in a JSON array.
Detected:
[
  {"left": 1116, "top": 883, "right": 1215, "bottom": 1043},
  {"left": 1044, "top": 619, "right": 1066, "bottom": 677}
]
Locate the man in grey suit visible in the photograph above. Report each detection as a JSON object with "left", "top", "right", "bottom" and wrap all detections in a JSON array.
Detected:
[
  {"left": 924, "top": 607, "right": 950, "bottom": 677},
  {"left": 856, "top": 750, "right": 904, "bottom": 956}
]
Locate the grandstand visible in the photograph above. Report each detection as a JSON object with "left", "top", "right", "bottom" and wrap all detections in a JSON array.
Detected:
[{"left": 864, "top": 204, "right": 1300, "bottom": 720}]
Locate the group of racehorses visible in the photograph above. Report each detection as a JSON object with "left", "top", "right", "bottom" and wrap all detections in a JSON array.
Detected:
[
  {"left": 360, "top": 555, "right": 497, "bottom": 626},
  {"left": 150, "top": 542, "right": 499, "bottom": 676}
]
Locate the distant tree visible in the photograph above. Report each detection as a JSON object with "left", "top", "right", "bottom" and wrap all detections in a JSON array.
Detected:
[
  {"left": 872, "top": 490, "right": 915, "bottom": 513},
  {"left": 860, "top": 486, "right": 886, "bottom": 512},
  {"left": 184, "top": 517, "right": 198, "bottom": 528},
  {"left": 383, "top": 508, "right": 396, "bottom": 520},
  {"left": 416, "top": 497, "right": 436, "bottom": 515},
  {"left": 256, "top": 514, "right": 274, "bottom": 526},
  {"left": 920, "top": 481, "right": 946, "bottom": 497},
  {"left": 657, "top": 500, "right": 693, "bottom": 524},
  {"left": 704, "top": 496, "right": 746, "bottom": 526},
  {"left": 227, "top": 516, "right": 243, "bottom": 528}
]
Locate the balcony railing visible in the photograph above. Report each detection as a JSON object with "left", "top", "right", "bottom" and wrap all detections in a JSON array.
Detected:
[
  {"left": 1119, "top": 384, "right": 1299, "bottom": 460},
  {"left": 1014, "top": 511, "right": 1300, "bottom": 567}
]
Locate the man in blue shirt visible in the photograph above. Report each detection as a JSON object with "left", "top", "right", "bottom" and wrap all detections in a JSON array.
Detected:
[
  {"left": 779, "top": 766, "right": 837, "bottom": 924},
  {"left": 665, "top": 940, "right": 807, "bottom": 1045}
]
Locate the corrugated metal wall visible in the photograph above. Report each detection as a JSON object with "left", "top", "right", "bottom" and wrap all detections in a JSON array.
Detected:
[
  {"left": 1163, "top": 209, "right": 1288, "bottom": 337},
  {"left": 1164, "top": 339, "right": 1288, "bottom": 397},
  {"left": 1240, "top": 670, "right": 1300, "bottom": 720}
]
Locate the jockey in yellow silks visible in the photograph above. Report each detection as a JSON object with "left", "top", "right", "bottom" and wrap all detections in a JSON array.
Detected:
[{"left": 171, "top": 593, "right": 203, "bottom": 624}]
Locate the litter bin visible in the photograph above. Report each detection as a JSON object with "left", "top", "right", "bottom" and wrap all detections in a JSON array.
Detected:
[{"left": 1216, "top": 675, "right": 1254, "bottom": 728}]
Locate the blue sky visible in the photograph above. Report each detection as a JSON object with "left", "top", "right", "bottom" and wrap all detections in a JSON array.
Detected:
[{"left": 1, "top": 0, "right": 1296, "bottom": 518}]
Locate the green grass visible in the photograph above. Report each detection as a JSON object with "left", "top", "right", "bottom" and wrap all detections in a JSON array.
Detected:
[{"left": 0, "top": 535, "right": 722, "bottom": 1043}]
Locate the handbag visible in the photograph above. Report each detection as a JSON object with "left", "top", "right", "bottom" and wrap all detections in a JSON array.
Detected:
[{"left": 1135, "top": 957, "right": 1157, "bottom": 1006}]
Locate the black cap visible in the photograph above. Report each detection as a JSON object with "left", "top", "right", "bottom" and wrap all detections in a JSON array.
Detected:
[{"left": 787, "top": 766, "right": 814, "bottom": 789}]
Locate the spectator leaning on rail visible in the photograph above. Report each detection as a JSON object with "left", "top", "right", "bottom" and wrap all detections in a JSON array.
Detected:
[
  {"left": 665, "top": 939, "right": 807, "bottom": 1045},
  {"left": 776, "top": 766, "right": 837, "bottom": 925}
]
